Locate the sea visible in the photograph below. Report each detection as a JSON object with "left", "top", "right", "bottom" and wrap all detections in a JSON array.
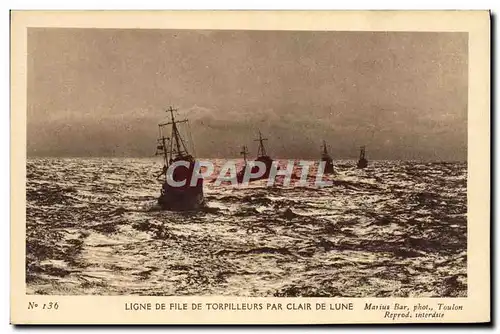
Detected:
[{"left": 26, "top": 158, "right": 467, "bottom": 297}]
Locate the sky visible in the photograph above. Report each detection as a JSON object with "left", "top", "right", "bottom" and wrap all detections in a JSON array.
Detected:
[{"left": 27, "top": 28, "right": 468, "bottom": 160}]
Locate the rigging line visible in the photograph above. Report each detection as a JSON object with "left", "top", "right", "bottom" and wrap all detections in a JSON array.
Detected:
[
  {"left": 180, "top": 120, "right": 189, "bottom": 153},
  {"left": 179, "top": 135, "right": 189, "bottom": 155},
  {"left": 176, "top": 121, "right": 189, "bottom": 155},
  {"left": 177, "top": 109, "right": 190, "bottom": 154},
  {"left": 156, "top": 126, "right": 163, "bottom": 157},
  {"left": 168, "top": 128, "right": 173, "bottom": 161},
  {"left": 187, "top": 119, "right": 196, "bottom": 157}
]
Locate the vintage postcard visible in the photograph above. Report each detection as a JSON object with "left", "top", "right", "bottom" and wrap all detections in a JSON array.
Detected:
[{"left": 10, "top": 10, "right": 490, "bottom": 324}]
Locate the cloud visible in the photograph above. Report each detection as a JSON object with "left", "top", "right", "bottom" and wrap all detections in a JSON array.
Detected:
[{"left": 27, "top": 29, "right": 467, "bottom": 160}]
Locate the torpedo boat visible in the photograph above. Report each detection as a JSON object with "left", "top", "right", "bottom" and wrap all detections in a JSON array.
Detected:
[
  {"left": 236, "top": 131, "right": 274, "bottom": 183},
  {"left": 321, "top": 140, "right": 335, "bottom": 174},
  {"left": 154, "top": 106, "right": 204, "bottom": 210},
  {"left": 357, "top": 145, "right": 368, "bottom": 169}
]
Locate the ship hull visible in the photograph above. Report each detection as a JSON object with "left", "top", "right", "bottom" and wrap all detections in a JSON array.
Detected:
[
  {"left": 324, "top": 164, "right": 334, "bottom": 174},
  {"left": 158, "top": 186, "right": 204, "bottom": 211},
  {"left": 322, "top": 157, "right": 334, "bottom": 174},
  {"left": 357, "top": 159, "right": 368, "bottom": 169},
  {"left": 158, "top": 156, "right": 205, "bottom": 211},
  {"left": 236, "top": 155, "right": 274, "bottom": 183}
]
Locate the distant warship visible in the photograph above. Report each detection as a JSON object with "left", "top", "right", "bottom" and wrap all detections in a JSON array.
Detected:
[
  {"left": 237, "top": 131, "right": 274, "bottom": 183},
  {"left": 155, "top": 106, "right": 204, "bottom": 210},
  {"left": 357, "top": 146, "right": 368, "bottom": 169},
  {"left": 321, "top": 140, "right": 334, "bottom": 174},
  {"left": 240, "top": 144, "right": 249, "bottom": 167}
]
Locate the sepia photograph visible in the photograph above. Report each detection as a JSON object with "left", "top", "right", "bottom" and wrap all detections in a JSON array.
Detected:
[
  {"left": 26, "top": 27, "right": 468, "bottom": 297},
  {"left": 10, "top": 10, "right": 490, "bottom": 324}
]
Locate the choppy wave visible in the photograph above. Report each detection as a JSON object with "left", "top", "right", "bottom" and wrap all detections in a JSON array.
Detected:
[{"left": 26, "top": 158, "right": 467, "bottom": 297}]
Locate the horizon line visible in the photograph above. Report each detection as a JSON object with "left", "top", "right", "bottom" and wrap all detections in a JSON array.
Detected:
[{"left": 25, "top": 155, "right": 468, "bottom": 163}]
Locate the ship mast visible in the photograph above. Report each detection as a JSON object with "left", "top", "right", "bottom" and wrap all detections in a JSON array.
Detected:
[
  {"left": 240, "top": 145, "right": 249, "bottom": 164},
  {"left": 322, "top": 140, "right": 328, "bottom": 156},
  {"left": 359, "top": 146, "right": 366, "bottom": 160},
  {"left": 156, "top": 127, "right": 170, "bottom": 167},
  {"left": 158, "top": 106, "right": 190, "bottom": 159},
  {"left": 255, "top": 131, "right": 268, "bottom": 157}
]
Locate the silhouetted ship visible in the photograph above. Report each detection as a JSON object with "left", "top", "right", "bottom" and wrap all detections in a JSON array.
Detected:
[
  {"left": 357, "top": 146, "right": 368, "bottom": 169},
  {"left": 237, "top": 131, "right": 274, "bottom": 183},
  {"left": 321, "top": 140, "right": 334, "bottom": 174},
  {"left": 155, "top": 106, "right": 204, "bottom": 211},
  {"left": 240, "top": 144, "right": 249, "bottom": 167}
]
